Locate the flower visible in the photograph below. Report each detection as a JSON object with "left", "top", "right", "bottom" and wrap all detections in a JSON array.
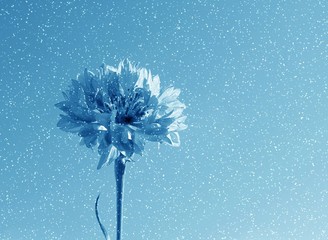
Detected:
[{"left": 55, "top": 60, "right": 187, "bottom": 169}]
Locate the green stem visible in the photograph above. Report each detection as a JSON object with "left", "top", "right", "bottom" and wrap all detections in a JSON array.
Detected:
[{"left": 115, "top": 155, "right": 126, "bottom": 240}]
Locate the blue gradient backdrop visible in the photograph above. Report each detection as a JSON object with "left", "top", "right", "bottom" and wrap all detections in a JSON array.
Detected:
[{"left": 1, "top": 0, "right": 328, "bottom": 239}]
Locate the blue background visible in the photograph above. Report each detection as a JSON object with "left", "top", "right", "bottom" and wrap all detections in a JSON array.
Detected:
[{"left": 1, "top": 0, "right": 328, "bottom": 239}]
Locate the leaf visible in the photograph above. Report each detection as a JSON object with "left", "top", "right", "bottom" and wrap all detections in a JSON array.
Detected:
[{"left": 95, "top": 194, "right": 110, "bottom": 240}]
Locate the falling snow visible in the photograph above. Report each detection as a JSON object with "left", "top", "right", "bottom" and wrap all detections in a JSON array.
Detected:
[{"left": 1, "top": 0, "right": 328, "bottom": 239}]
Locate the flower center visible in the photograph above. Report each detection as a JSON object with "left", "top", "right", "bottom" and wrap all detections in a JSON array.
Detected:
[{"left": 121, "top": 115, "right": 134, "bottom": 124}]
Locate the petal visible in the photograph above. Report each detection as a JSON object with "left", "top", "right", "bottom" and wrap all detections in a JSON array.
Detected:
[
  {"left": 97, "top": 148, "right": 109, "bottom": 170},
  {"left": 168, "top": 116, "right": 187, "bottom": 131},
  {"left": 82, "top": 134, "right": 98, "bottom": 148},
  {"left": 95, "top": 112, "right": 112, "bottom": 128},
  {"left": 70, "top": 79, "right": 87, "bottom": 107},
  {"left": 108, "top": 146, "right": 120, "bottom": 165},
  {"left": 78, "top": 123, "right": 106, "bottom": 137},
  {"left": 100, "top": 66, "right": 122, "bottom": 100},
  {"left": 156, "top": 117, "right": 175, "bottom": 127},
  {"left": 168, "top": 107, "right": 185, "bottom": 119},
  {"left": 146, "top": 71, "right": 160, "bottom": 96},
  {"left": 144, "top": 123, "right": 168, "bottom": 136},
  {"left": 97, "top": 146, "right": 120, "bottom": 169},
  {"left": 163, "top": 132, "right": 180, "bottom": 147},
  {"left": 95, "top": 89, "right": 105, "bottom": 110},
  {"left": 55, "top": 101, "right": 71, "bottom": 112},
  {"left": 147, "top": 95, "right": 159, "bottom": 109},
  {"left": 135, "top": 68, "right": 148, "bottom": 88},
  {"left": 166, "top": 100, "right": 186, "bottom": 110},
  {"left": 136, "top": 68, "right": 160, "bottom": 97},
  {"left": 158, "top": 87, "right": 180, "bottom": 104},
  {"left": 132, "top": 133, "right": 145, "bottom": 155},
  {"left": 143, "top": 134, "right": 162, "bottom": 142},
  {"left": 56, "top": 99, "right": 96, "bottom": 123},
  {"left": 70, "top": 105, "right": 95, "bottom": 122},
  {"left": 118, "top": 60, "right": 138, "bottom": 96},
  {"left": 150, "top": 75, "right": 160, "bottom": 97},
  {"left": 112, "top": 125, "right": 134, "bottom": 155},
  {"left": 98, "top": 132, "right": 112, "bottom": 152},
  {"left": 57, "top": 115, "right": 84, "bottom": 133}
]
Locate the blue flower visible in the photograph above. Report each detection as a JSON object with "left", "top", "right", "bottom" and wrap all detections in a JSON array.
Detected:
[{"left": 56, "top": 60, "right": 187, "bottom": 169}]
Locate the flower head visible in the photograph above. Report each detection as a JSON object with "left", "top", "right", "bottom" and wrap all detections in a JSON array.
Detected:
[{"left": 56, "top": 60, "right": 187, "bottom": 169}]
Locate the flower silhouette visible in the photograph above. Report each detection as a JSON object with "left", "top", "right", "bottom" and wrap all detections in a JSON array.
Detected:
[
  {"left": 56, "top": 60, "right": 187, "bottom": 240},
  {"left": 56, "top": 60, "right": 187, "bottom": 169}
]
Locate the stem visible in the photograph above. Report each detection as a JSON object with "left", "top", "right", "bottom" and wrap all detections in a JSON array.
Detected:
[{"left": 115, "top": 155, "right": 126, "bottom": 240}]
